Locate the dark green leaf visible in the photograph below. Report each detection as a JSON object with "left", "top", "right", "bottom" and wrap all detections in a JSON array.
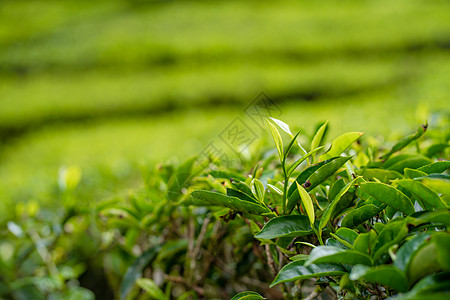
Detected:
[
  {"left": 416, "top": 209, "right": 450, "bottom": 227},
  {"left": 387, "top": 157, "right": 433, "bottom": 174},
  {"left": 306, "top": 246, "right": 372, "bottom": 266},
  {"left": 426, "top": 143, "right": 450, "bottom": 158},
  {"left": 350, "top": 265, "right": 408, "bottom": 292},
  {"left": 373, "top": 220, "right": 409, "bottom": 262},
  {"left": 406, "top": 233, "right": 450, "bottom": 284},
  {"left": 394, "top": 233, "right": 432, "bottom": 272},
  {"left": 183, "top": 191, "right": 272, "bottom": 215},
  {"left": 328, "top": 178, "right": 346, "bottom": 203},
  {"left": 418, "top": 161, "right": 450, "bottom": 174},
  {"left": 255, "top": 215, "right": 312, "bottom": 239},
  {"left": 359, "top": 182, "right": 414, "bottom": 215},
  {"left": 319, "top": 178, "right": 357, "bottom": 237},
  {"left": 391, "top": 272, "right": 450, "bottom": 300},
  {"left": 334, "top": 228, "right": 358, "bottom": 245},
  {"left": 396, "top": 179, "right": 446, "bottom": 209},
  {"left": 353, "top": 230, "right": 377, "bottom": 255},
  {"left": 308, "top": 156, "right": 352, "bottom": 191},
  {"left": 341, "top": 204, "right": 384, "bottom": 228},
  {"left": 288, "top": 160, "right": 330, "bottom": 198},
  {"left": 270, "top": 260, "right": 346, "bottom": 287}
]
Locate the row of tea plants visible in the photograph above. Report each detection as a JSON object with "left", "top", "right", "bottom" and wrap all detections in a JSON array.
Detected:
[{"left": 1, "top": 117, "right": 448, "bottom": 299}]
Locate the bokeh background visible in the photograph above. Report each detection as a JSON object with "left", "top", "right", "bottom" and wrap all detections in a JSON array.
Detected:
[{"left": 0, "top": 0, "right": 449, "bottom": 219}]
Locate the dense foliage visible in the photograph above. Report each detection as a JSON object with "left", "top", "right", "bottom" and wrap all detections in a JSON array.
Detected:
[{"left": 1, "top": 117, "right": 448, "bottom": 299}]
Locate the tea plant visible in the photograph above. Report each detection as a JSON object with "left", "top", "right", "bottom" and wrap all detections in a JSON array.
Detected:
[
  {"left": 1, "top": 118, "right": 448, "bottom": 299},
  {"left": 182, "top": 118, "right": 449, "bottom": 299}
]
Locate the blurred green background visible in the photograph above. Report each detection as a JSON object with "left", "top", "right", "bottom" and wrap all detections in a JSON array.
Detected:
[{"left": 0, "top": 0, "right": 449, "bottom": 218}]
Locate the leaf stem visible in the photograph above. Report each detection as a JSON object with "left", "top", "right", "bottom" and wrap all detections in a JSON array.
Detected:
[{"left": 313, "top": 227, "right": 324, "bottom": 246}]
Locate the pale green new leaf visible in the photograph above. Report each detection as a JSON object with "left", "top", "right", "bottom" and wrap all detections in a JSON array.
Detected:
[
  {"left": 296, "top": 182, "right": 315, "bottom": 226},
  {"left": 321, "top": 132, "right": 364, "bottom": 160},
  {"left": 267, "top": 119, "right": 284, "bottom": 159}
]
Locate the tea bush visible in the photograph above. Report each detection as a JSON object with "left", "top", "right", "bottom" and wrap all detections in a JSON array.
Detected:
[
  {"left": 1, "top": 118, "right": 448, "bottom": 299},
  {"left": 183, "top": 118, "right": 449, "bottom": 299}
]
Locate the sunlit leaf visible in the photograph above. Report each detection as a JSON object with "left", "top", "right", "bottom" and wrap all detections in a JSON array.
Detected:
[
  {"left": 296, "top": 183, "right": 314, "bottom": 226},
  {"left": 320, "top": 132, "right": 363, "bottom": 160}
]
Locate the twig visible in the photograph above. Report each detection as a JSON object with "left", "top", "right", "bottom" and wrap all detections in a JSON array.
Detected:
[
  {"left": 165, "top": 275, "right": 204, "bottom": 296},
  {"left": 265, "top": 244, "right": 277, "bottom": 276},
  {"left": 302, "top": 286, "right": 321, "bottom": 300}
]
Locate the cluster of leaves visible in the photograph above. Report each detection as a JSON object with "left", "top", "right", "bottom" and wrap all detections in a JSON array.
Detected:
[
  {"left": 0, "top": 117, "right": 448, "bottom": 300},
  {"left": 183, "top": 118, "right": 450, "bottom": 299}
]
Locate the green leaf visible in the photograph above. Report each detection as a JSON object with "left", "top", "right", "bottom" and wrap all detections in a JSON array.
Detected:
[
  {"left": 287, "top": 146, "right": 324, "bottom": 176},
  {"left": 353, "top": 230, "right": 377, "bottom": 255},
  {"left": 287, "top": 159, "right": 330, "bottom": 198},
  {"left": 183, "top": 191, "right": 272, "bottom": 215},
  {"left": 404, "top": 168, "right": 428, "bottom": 179},
  {"left": 328, "top": 178, "right": 346, "bottom": 204},
  {"left": 267, "top": 184, "right": 283, "bottom": 196},
  {"left": 359, "top": 182, "right": 415, "bottom": 215},
  {"left": 394, "top": 233, "right": 432, "bottom": 272},
  {"left": 271, "top": 260, "right": 346, "bottom": 287},
  {"left": 136, "top": 278, "right": 168, "bottom": 300},
  {"left": 231, "top": 291, "right": 265, "bottom": 300},
  {"left": 251, "top": 179, "right": 265, "bottom": 202},
  {"left": 120, "top": 246, "right": 161, "bottom": 300},
  {"left": 406, "top": 233, "right": 450, "bottom": 284},
  {"left": 311, "top": 121, "right": 328, "bottom": 161},
  {"left": 341, "top": 204, "right": 384, "bottom": 228},
  {"left": 307, "top": 156, "right": 352, "bottom": 191},
  {"left": 284, "top": 130, "right": 302, "bottom": 160},
  {"left": 387, "top": 157, "right": 433, "bottom": 174},
  {"left": 397, "top": 179, "right": 447, "bottom": 209},
  {"left": 267, "top": 119, "right": 284, "bottom": 159},
  {"left": 227, "top": 188, "right": 259, "bottom": 204},
  {"left": 269, "top": 117, "right": 293, "bottom": 135},
  {"left": 360, "top": 168, "right": 403, "bottom": 183},
  {"left": 319, "top": 178, "right": 357, "bottom": 238},
  {"left": 167, "top": 157, "right": 196, "bottom": 201},
  {"left": 255, "top": 215, "right": 312, "bottom": 239},
  {"left": 391, "top": 272, "right": 450, "bottom": 300},
  {"left": 418, "top": 161, "right": 450, "bottom": 174},
  {"left": 306, "top": 246, "right": 372, "bottom": 266},
  {"left": 320, "top": 132, "right": 364, "bottom": 160},
  {"left": 350, "top": 265, "right": 409, "bottom": 292},
  {"left": 334, "top": 228, "right": 359, "bottom": 245},
  {"left": 296, "top": 183, "right": 315, "bottom": 226},
  {"left": 230, "top": 179, "right": 254, "bottom": 197},
  {"left": 380, "top": 125, "right": 427, "bottom": 160},
  {"left": 422, "top": 178, "right": 450, "bottom": 199},
  {"left": 373, "top": 220, "right": 409, "bottom": 262},
  {"left": 416, "top": 209, "right": 450, "bottom": 227}
]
